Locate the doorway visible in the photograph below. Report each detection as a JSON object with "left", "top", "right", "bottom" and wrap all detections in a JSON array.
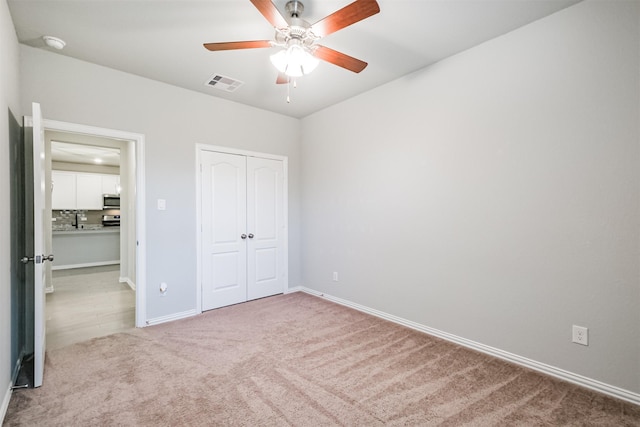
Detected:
[
  {"left": 45, "top": 132, "right": 134, "bottom": 348},
  {"left": 41, "top": 119, "right": 146, "bottom": 328}
]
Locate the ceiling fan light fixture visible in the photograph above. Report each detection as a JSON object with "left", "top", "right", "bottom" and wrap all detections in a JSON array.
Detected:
[{"left": 270, "top": 44, "right": 319, "bottom": 77}]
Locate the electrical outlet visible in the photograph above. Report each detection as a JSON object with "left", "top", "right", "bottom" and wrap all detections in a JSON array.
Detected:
[
  {"left": 572, "top": 325, "right": 588, "bottom": 346},
  {"left": 332, "top": 272, "right": 338, "bottom": 282},
  {"left": 160, "top": 282, "right": 168, "bottom": 296}
]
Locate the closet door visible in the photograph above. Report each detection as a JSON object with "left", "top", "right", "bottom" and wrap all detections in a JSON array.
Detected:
[
  {"left": 201, "top": 152, "right": 247, "bottom": 311},
  {"left": 246, "top": 157, "right": 284, "bottom": 301}
]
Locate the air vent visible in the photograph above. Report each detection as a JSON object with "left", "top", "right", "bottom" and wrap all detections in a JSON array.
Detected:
[{"left": 204, "top": 74, "right": 244, "bottom": 92}]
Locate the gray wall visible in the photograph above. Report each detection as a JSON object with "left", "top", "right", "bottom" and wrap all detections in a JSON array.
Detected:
[
  {"left": 1, "top": 0, "right": 22, "bottom": 411},
  {"left": 19, "top": 46, "right": 302, "bottom": 320},
  {"left": 300, "top": 0, "right": 639, "bottom": 393}
]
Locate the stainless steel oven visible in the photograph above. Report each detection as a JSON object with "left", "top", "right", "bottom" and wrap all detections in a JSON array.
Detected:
[{"left": 102, "top": 215, "right": 120, "bottom": 226}]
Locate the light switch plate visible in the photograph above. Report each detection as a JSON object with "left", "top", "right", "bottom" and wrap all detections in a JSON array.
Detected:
[{"left": 157, "top": 199, "right": 166, "bottom": 211}]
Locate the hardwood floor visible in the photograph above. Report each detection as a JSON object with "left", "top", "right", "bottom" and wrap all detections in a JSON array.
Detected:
[{"left": 46, "top": 265, "right": 135, "bottom": 350}]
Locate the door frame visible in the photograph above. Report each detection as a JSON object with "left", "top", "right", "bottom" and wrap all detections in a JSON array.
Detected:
[
  {"left": 27, "top": 117, "right": 147, "bottom": 327},
  {"left": 195, "top": 144, "right": 288, "bottom": 313}
]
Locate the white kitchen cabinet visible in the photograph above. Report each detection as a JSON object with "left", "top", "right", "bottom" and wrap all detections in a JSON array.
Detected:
[
  {"left": 101, "top": 174, "right": 120, "bottom": 195},
  {"left": 52, "top": 171, "right": 77, "bottom": 210},
  {"left": 51, "top": 171, "right": 119, "bottom": 210},
  {"left": 76, "top": 173, "right": 103, "bottom": 210}
]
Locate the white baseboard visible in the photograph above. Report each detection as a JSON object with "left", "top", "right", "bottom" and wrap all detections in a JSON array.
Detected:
[
  {"left": 119, "top": 277, "right": 136, "bottom": 291},
  {"left": 296, "top": 287, "right": 640, "bottom": 406},
  {"left": 2, "top": 350, "right": 29, "bottom": 422},
  {"left": 1, "top": 381, "right": 11, "bottom": 425},
  {"left": 52, "top": 260, "right": 119, "bottom": 270},
  {"left": 145, "top": 309, "right": 199, "bottom": 326}
]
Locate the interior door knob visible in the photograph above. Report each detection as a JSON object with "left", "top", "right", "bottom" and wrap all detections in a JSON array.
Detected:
[
  {"left": 21, "top": 254, "right": 54, "bottom": 264},
  {"left": 241, "top": 234, "right": 247, "bottom": 239},
  {"left": 248, "top": 233, "right": 254, "bottom": 239}
]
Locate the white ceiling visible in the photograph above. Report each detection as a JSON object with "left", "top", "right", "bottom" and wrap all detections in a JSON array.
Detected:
[
  {"left": 51, "top": 141, "right": 121, "bottom": 167},
  {"left": 8, "top": 0, "right": 580, "bottom": 118}
]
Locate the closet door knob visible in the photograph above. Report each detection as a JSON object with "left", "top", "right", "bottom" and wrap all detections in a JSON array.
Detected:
[
  {"left": 241, "top": 234, "right": 247, "bottom": 239},
  {"left": 248, "top": 233, "right": 254, "bottom": 239}
]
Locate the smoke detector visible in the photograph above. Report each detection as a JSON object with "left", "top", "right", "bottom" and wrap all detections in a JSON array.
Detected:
[{"left": 42, "top": 36, "right": 66, "bottom": 50}]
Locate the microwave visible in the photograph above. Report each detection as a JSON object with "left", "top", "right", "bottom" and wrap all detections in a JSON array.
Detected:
[{"left": 103, "top": 194, "right": 120, "bottom": 209}]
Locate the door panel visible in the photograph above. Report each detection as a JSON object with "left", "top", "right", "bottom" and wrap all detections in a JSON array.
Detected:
[
  {"left": 31, "top": 102, "right": 47, "bottom": 387},
  {"left": 201, "top": 152, "right": 247, "bottom": 310},
  {"left": 247, "top": 157, "right": 284, "bottom": 301},
  {"left": 255, "top": 248, "right": 277, "bottom": 282}
]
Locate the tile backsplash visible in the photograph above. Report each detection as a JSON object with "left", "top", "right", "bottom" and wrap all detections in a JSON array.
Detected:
[{"left": 52, "top": 209, "right": 120, "bottom": 229}]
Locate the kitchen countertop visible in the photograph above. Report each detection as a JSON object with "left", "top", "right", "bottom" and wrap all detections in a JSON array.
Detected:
[{"left": 53, "top": 227, "right": 120, "bottom": 235}]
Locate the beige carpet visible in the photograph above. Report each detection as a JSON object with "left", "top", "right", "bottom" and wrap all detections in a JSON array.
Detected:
[{"left": 4, "top": 292, "right": 640, "bottom": 426}]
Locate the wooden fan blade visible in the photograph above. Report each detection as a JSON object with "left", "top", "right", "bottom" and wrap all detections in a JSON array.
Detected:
[
  {"left": 203, "top": 40, "right": 272, "bottom": 51},
  {"left": 310, "top": 0, "right": 380, "bottom": 38},
  {"left": 250, "top": 0, "right": 289, "bottom": 29},
  {"left": 276, "top": 72, "right": 289, "bottom": 84},
  {"left": 313, "top": 45, "right": 368, "bottom": 73}
]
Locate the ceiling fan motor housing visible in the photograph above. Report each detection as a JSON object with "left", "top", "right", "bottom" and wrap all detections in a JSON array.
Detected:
[
  {"left": 275, "top": 16, "right": 316, "bottom": 48},
  {"left": 285, "top": 1, "right": 304, "bottom": 18}
]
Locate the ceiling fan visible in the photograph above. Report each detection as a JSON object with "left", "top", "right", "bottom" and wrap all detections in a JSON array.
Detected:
[{"left": 203, "top": 0, "right": 380, "bottom": 84}]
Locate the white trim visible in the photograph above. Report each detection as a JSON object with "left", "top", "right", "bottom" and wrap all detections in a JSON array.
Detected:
[
  {"left": 295, "top": 287, "right": 640, "bottom": 406},
  {"left": 119, "top": 277, "right": 136, "bottom": 291},
  {"left": 0, "top": 348, "right": 22, "bottom": 424},
  {"left": 52, "top": 260, "right": 119, "bottom": 270},
  {"left": 145, "top": 309, "right": 198, "bottom": 326},
  {"left": 38, "top": 119, "right": 147, "bottom": 327},
  {"left": 195, "top": 147, "right": 203, "bottom": 315},
  {"left": 197, "top": 144, "right": 288, "bottom": 162},
  {"left": 1, "top": 382, "right": 11, "bottom": 425},
  {"left": 195, "top": 144, "right": 289, "bottom": 313},
  {"left": 281, "top": 158, "right": 289, "bottom": 295},
  {"left": 134, "top": 136, "right": 147, "bottom": 327}
]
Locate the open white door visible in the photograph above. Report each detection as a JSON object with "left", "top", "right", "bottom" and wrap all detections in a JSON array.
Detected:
[{"left": 30, "top": 102, "right": 49, "bottom": 387}]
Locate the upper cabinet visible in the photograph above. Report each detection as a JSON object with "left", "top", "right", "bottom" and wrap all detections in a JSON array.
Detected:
[
  {"left": 101, "top": 174, "right": 120, "bottom": 195},
  {"left": 76, "top": 173, "right": 103, "bottom": 210},
  {"left": 52, "top": 171, "right": 120, "bottom": 210},
  {"left": 51, "top": 171, "right": 76, "bottom": 210}
]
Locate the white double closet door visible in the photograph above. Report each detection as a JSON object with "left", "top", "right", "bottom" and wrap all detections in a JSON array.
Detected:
[{"left": 201, "top": 150, "right": 285, "bottom": 311}]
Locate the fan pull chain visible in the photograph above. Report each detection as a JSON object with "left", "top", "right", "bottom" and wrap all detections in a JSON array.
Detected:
[{"left": 286, "top": 77, "right": 298, "bottom": 103}]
